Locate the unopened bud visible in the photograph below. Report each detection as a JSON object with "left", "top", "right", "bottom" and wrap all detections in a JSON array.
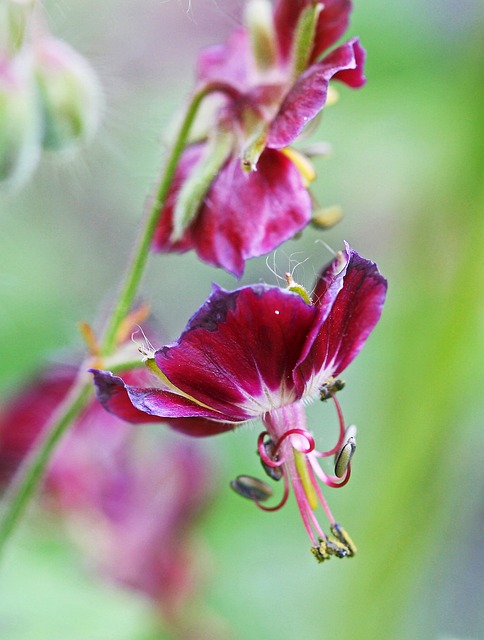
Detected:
[
  {"left": 0, "top": 51, "right": 41, "bottom": 188},
  {"left": 34, "top": 38, "right": 102, "bottom": 152}
]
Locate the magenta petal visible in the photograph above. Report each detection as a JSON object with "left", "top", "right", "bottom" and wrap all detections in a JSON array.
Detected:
[
  {"left": 91, "top": 370, "right": 165, "bottom": 423},
  {"left": 267, "top": 39, "right": 363, "bottom": 149},
  {"left": 332, "top": 39, "right": 366, "bottom": 88},
  {"left": 294, "top": 245, "right": 387, "bottom": 391},
  {"left": 155, "top": 284, "right": 321, "bottom": 415},
  {"left": 162, "top": 417, "right": 236, "bottom": 438},
  {"left": 91, "top": 370, "right": 237, "bottom": 423},
  {"left": 196, "top": 28, "right": 250, "bottom": 90},
  {"left": 312, "top": 0, "right": 353, "bottom": 63},
  {"left": 274, "top": 0, "right": 352, "bottom": 63},
  {"left": 153, "top": 146, "right": 312, "bottom": 277}
]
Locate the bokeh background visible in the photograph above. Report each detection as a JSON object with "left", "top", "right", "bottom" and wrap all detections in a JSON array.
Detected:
[{"left": 0, "top": 0, "right": 482, "bottom": 638}]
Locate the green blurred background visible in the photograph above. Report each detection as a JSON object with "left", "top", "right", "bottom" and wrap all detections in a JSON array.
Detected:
[{"left": 0, "top": 0, "right": 482, "bottom": 638}]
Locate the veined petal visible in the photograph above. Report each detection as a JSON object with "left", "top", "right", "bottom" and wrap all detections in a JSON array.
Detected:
[
  {"left": 91, "top": 370, "right": 240, "bottom": 423},
  {"left": 153, "top": 145, "right": 312, "bottom": 277},
  {"left": 154, "top": 284, "right": 322, "bottom": 417},
  {"left": 294, "top": 244, "right": 387, "bottom": 395},
  {"left": 267, "top": 38, "right": 363, "bottom": 149},
  {"left": 274, "top": 0, "right": 352, "bottom": 64}
]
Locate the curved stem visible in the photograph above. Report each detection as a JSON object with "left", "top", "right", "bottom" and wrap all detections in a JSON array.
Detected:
[{"left": 100, "top": 85, "right": 213, "bottom": 354}]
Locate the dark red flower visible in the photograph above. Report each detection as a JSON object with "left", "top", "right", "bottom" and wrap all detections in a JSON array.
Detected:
[
  {"left": 153, "top": 0, "right": 366, "bottom": 276},
  {"left": 0, "top": 365, "right": 215, "bottom": 616},
  {"left": 92, "top": 244, "right": 387, "bottom": 558}
]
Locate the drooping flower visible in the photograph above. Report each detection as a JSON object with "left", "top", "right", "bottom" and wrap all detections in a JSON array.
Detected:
[
  {"left": 92, "top": 244, "right": 387, "bottom": 560},
  {"left": 153, "top": 0, "right": 366, "bottom": 276},
  {"left": 0, "top": 365, "right": 217, "bottom": 626}
]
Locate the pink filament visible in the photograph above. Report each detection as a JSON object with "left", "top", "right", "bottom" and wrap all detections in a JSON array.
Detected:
[
  {"left": 254, "top": 470, "right": 290, "bottom": 512},
  {"left": 257, "top": 431, "right": 285, "bottom": 468},
  {"left": 273, "top": 428, "right": 315, "bottom": 456},
  {"left": 315, "top": 393, "right": 346, "bottom": 458}
]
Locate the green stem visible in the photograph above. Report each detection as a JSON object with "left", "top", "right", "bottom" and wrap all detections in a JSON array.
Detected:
[
  {"left": 0, "top": 376, "right": 92, "bottom": 557},
  {"left": 0, "top": 85, "right": 216, "bottom": 558},
  {"left": 100, "top": 85, "right": 212, "bottom": 355}
]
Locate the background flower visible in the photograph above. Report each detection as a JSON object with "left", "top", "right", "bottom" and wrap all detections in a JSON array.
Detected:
[{"left": 0, "top": 365, "right": 221, "bottom": 637}]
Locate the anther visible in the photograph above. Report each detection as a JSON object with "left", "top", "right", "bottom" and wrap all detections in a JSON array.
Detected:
[
  {"left": 311, "top": 536, "right": 332, "bottom": 563},
  {"left": 319, "top": 377, "right": 345, "bottom": 401},
  {"left": 230, "top": 475, "right": 273, "bottom": 502},
  {"left": 330, "top": 523, "right": 357, "bottom": 557},
  {"left": 259, "top": 438, "right": 283, "bottom": 481},
  {"left": 334, "top": 425, "right": 356, "bottom": 478}
]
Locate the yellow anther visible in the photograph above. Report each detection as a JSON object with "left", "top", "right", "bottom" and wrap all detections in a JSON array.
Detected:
[
  {"left": 312, "top": 205, "right": 343, "bottom": 229},
  {"left": 280, "top": 147, "right": 316, "bottom": 186},
  {"left": 326, "top": 85, "right": 340, "bottom": 107}
]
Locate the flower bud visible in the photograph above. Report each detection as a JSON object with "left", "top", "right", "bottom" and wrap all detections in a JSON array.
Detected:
[
  {"left": 34, "top": 38, "right": 102, "bottom": 152},
  {"left": 0, "top": 51, "right": 41, "bottom": 188}
]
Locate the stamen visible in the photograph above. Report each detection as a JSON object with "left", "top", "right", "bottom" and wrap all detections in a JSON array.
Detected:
[
  {"left": 255, "top": 471, "right": 290, "bottom": 512},
  {"left": 330, "top": 523, "right": 357, "bottom": 557},
  {"left": 272, "top": 428, "right": 315, "bottom": 456},
  {"left": 334, "top": 425, "right": 357, "bottom": 478},
  {"left": 258, "top": 434, "right": 283, "bottom": 481},
  {"left": 230, "top": 475, "right": 273, "bottom": 502},
  {"left": 319, "top": 377, "right": 345, "bottom": 401},
  {"left": 316, "top": 393, "right": 346, "bottom": 458}
]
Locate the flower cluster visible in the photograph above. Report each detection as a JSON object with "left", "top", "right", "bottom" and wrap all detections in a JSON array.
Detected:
[{"left": 0, "top": 0, "right": 101, "bottom": 188}]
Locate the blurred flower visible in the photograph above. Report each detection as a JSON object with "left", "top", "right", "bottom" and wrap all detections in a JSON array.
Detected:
[
  {"left": 92, "top": 244, "right": 387, "bottom": 560},
  {"left": 153, "top": 0, "right": 366, "bottom": 276},
  {"left": 33, "top": 37, "right": 102, "bottom": 153},
  {"left": 0, "top": 50, "right": 41, "bottom": 188},
  {"left": 0, "top": 364, "right": 217, "bottom": 629}
]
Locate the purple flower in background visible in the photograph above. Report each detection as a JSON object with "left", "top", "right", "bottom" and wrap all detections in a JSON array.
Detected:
[
  {"left": 153, "top": 0, "right": 366, "bottom": 276},
  {"left": 0, "top": 366, "right": 216, "bottom": 624},
  {"left": 92, "top": 244, "right": 387, "bottom": 560}
]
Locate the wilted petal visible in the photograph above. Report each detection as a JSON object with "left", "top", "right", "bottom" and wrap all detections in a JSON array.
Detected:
[
  {"left": 153, "top": 145, "right": 312, "bottom": 277},
  {"left": 294, "top": 245, "right": 387, "bottom": 394},
  {"left": 267, "top": 39, "right": 364, "bottom": 148},
  {"left": 154, "top": 284, "right": 322, "bottom": 416}
]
